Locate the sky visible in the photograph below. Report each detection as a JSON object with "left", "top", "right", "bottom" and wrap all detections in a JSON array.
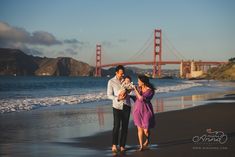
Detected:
[{"left": 0, "top": 0, "right": 235, "bottom": 68}]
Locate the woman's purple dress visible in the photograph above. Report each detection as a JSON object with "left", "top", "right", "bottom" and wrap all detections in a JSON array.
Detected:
[{"left": 133, "top": 88, "right": 155, "bottom": 129}]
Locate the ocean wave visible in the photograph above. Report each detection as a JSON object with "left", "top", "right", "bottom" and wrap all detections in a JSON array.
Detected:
[
  {"left": 0, "top": 81, "right": 202, "bottom": 113},
  {"left": 155, "top": 81, "right": 202, "bottom": 93},
  {"left": 0, "top": 92, "right": 107, "bottom": 114}
]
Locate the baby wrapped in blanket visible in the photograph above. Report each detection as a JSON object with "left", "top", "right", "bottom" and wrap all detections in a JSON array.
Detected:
[{"left": 118, "top": 76, "right": 135, "bottom": 96}]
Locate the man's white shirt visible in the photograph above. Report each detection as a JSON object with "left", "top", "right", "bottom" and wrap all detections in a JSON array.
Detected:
[{"left": 107, "top": 76, "right": 131, "bottom": 110}]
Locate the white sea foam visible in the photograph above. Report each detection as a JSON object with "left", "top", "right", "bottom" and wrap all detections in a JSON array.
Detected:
[
  {"left": 0, "top": 81, "right": 202, "bottom": 113},
  {"left": 0, "top": 92, "right": 107, "bottom": 114},
  {"left": 155, "top": 81, "right": 202, "bottom": 93}
]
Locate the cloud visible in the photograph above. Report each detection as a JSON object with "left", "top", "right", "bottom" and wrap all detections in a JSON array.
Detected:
[
  {"left": 101, "top": 41, "right": 113, "bottom": 47},
  {"left": 65, "top": 48, "right": 78, "bottom": 55},
  {"left": 0, "top": 21, "right": 86, "bottom": 58},
  {"left": 0, "top": 22, "right": 30, "bottom": 43},
  {"left": 0, "top": 41, "right": 43, "bottom": 56},
  {"left": 31, "top": 31, "right": 62, "bottom": 45},
  {"left": 64, "top": 39, "right": 89, "bottom": 47},
  {"left": 0, "top": 22, "right": 61, "bottom": 46},
  {"left": 24, "top": 48, "right": 44, "bottom": 56},
  {"left": 58, "top": 48, "right": 78, "bottom": 57},
  {"left": 64, "top": 39, "right": 79, "bottom": 44},
  {"left": 0, "top": 21, "right": 63, "bottom": 56}
]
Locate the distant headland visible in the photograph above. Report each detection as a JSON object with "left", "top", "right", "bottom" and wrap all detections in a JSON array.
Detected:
[
  {"left": 0, "top": 48, "right": 94, "bottom": 76},
  {"left": 0, "top": 48, "right": 234, "bottom": 80}
]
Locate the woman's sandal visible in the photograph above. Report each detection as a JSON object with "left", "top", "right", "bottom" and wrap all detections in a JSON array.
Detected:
[
  {"left": 143, "top": 139, "right": 150, "bottom": 150},
  {"left": 136, "top": 147, "right": 144, "bottom": 151},
  {"left": 143, "top": 145, "right": 150, "bottom": 150},
  {"left": 120, "top": 148, "right": 126, "bottom": 152}
]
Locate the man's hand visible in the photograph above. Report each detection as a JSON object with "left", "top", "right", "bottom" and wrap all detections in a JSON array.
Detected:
[{"left": 118, "top": 90, "right": 126, "bottom": 101}]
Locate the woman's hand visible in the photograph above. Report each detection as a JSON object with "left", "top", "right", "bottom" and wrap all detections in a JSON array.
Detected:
[{"left": 133, "top": 85, "right": 139, "bottom": 92}]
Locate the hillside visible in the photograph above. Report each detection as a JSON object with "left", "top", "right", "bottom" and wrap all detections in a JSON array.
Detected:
[
  {"left": 35, "top": 57, "right": 93, "bottom": 76},
  {"left": 0, "top": 48, "right": 93, "bottom": 76},
  {"left": 0, "top": 48, "right": 39, "bottom": 75},
  {"left": 207, "top": 62, "right": 235, "bottom": 81}
]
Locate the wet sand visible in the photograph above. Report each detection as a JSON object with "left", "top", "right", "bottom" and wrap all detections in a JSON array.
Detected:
[
  {"left": 75, "top": 95, "right": 235, "bottom": 157},
  {"left": 0, "top": 93, "right": 235, "bottom": 157}
]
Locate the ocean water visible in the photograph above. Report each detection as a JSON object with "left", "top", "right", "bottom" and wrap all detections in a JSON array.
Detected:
[{"left": 0, "top": 76, "right": 234, "bottom": 114}]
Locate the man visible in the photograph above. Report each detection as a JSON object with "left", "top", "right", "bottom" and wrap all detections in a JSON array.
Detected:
[{"left": 107, "top": 65, "right": 131, "bottom": 152}]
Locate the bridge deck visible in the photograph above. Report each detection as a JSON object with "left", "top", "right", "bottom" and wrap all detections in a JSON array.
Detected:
[{"left": 101, "top": 61, "right": 227, "bottom": 67}]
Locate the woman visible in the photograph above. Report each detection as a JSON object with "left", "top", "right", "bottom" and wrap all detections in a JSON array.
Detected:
[{"left": 132, "top": 75, "right": 155, "bottom": 151}]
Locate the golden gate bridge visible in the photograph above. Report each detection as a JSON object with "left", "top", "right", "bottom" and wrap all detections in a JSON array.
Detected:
[{"left": 95, "top": 29, "right": 227, "bottom": 78}]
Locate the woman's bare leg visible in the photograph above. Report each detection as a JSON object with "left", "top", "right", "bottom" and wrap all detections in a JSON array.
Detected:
[
  {"left": 143, "top": 129, "right": 150, "bottom": 147},
  {"left": 137, "top": 126, "right": 144, "bottom": 151}
]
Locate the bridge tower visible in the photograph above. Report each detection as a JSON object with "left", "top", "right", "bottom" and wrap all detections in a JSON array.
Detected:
[
  {"left": 153, "top": 29, "right": 162, "bottom": 78},
  {"left": 95, "top": 44, "right": 102, "bottom": 77}
]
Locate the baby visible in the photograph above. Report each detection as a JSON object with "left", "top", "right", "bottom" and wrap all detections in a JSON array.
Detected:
[{"left": 118, "top": 76, "right": 134, "bottom": 96}]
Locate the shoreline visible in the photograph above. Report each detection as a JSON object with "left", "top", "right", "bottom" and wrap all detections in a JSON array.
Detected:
[
  {"left": 1, "top": 90, "right": 235, "bottom": 157},
  {"left": 73, "top": 93, "right": 235, "bottom": 157},
  {"left": 1, "top": 79, "right": 235, "bottom": 114}
]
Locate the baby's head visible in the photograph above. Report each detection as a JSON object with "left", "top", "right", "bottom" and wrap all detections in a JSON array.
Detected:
[
  {"left": 124, "top": 76, "right": 132, "bottom": 84},
  {"left": 120, "top": 75, "right": 134, "bottom": 94}
]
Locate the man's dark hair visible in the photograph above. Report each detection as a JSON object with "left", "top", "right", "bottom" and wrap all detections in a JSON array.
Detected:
[{"left": 115, "top": 65, "right": 125, "bottom": 72}]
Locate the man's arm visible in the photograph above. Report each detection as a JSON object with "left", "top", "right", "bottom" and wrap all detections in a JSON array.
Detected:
[{"left": 107, "top": 80, "right": 117, "bottom": 100}]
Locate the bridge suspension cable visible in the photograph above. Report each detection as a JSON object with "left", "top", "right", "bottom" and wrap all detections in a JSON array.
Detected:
[
  {"left": 102, "top": 48, "right": 116, "bottom": 64},
  {"left": 89, "top": 45, "right": 115, "bottom": 66},
  {"left": 163, "top": 37, "right": 182, "bottom": 60},
  {"left": 163, "top": 32, "right": 187, "bottom": 60},
  {"left": 125, "top": 31, "right": 153, "bottom": 62}
]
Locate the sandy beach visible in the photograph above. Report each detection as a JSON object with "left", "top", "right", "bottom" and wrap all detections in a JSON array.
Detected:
[
  {"left": 1, "top": 91, "right": 235, "bottom": 157},
  {"left": 75, "top": 95, "right": 235, "bottom": 157}
]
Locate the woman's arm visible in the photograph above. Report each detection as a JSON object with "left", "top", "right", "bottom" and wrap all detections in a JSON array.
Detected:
[
  {"left": 133, "top": 86, "right": 142, "bottom": 100},
  {"left": 133, "top": 86, "right": 153, "bottom": 102}
]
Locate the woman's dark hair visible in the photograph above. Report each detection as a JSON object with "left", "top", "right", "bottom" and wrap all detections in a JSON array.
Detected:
[
  {"left": 115, "top": 65, "right": 125, "bottom": 72},
  {"left": 138, "top": 75, "right": 155, "bottom": 93}
]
